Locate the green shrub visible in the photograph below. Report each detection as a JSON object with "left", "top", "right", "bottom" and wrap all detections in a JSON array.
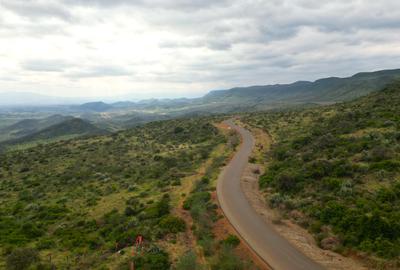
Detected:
[
  {"left": 175, "top": 251, "right": 202, "bottom": 270},
  {"left": 159, "top": 216, "right": 186, "bottom": 234},
  {"left": 6, "top": 248, "right": 40, "bottom": 270},
  {"left": 221, "top": 234, "right": 240, "bottom": 247},
  {"left": 133, "top": 249, "right": 170, "bottom": 270},
  {"left": 211, "top": 246, "right": 245, "bottom": 270},
  {"left": 183, "top": 192, "right": 210, "bottom": 210}
]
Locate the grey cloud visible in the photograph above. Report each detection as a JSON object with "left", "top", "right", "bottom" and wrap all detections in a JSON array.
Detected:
[
  {"left": 63, "top": 0, "right": 228, "bottom": 11},
  {"left": 1, "top": 22, "right": 68, "bottom": 38},
  {"left": 21, "top": 59, "right": 70, "bottom": 72},
  {"left": 2, "top": 0, "right": 400, "bottom": 97},
  {"left": 67, "top": 66, "right": 132, "bottom": 78},
  {"left": 1, "top": 0, "right": 72, "bottom": 21},
  {"left": 158, "top": 39, "right": 203, "bottom": 49}
]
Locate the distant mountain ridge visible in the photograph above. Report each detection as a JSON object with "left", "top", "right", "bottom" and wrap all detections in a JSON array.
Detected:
[
  {"left": 1, "top": 68, "right": 400, "bottom": 128},
  {"left": 20, "top": 118, "right": 108, "bottom": 140},
  {"left": 203, "top": 68, "right": 400, "bottom": 104},
  {"left": 72, "top": 68, "right": 400, "bottom": 114},
  {"left": 0, "top": 115, "right": 74, "bottom": 141},
  {"left": 78, "top": 101, "right": 113, "bottom": 112},
  {"left": 0, "top": 118, "right": 108, "bottom": 151},
  {"left": 2, "top": 68, "right": 398, "bottom": 110}
]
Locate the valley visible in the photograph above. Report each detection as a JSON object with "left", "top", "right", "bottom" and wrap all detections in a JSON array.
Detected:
[
  {"left": 1, "top": 70, "right": 400, "bottom": 269},
  {"left": 1, "top": 68, "right": 400, "bottom": 147},
  {"left": 2, "top": 0, "right": 400, "bottom": 268}
]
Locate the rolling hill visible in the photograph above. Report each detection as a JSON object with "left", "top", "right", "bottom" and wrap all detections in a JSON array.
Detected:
[
  {"left": 0, "top": 117, "right": 233, "bottom": 269},
  {"left": 78, "top": 101, "right": 113, "bottom": 112},
  {"left": 204, "top": 68, "right": 400, "bottom": 106},
  {"left": 76, "top": 68, "right": 400, "bottom": 115},
  {"left": 243, "top": 81, "right": 400, "bottom": 267},
  {"left": 0, "top": 118, "right": 108, "bottom": 151},
  {"left": 1, "top": 69, "right": 399, "bottom": 130},
  {"left": 0, "top": 115, "right": 74, "bottom": 142}
]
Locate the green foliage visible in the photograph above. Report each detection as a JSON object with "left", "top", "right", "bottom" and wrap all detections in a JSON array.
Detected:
[
  {"left": 0, "top": 118, "right": 108, "bottom": 151},
  {"left": 244, "top": 82, "right": 400, "bottom": 261},
  {"left": 133, "top": 249, "right": 170, "bottom": 270},
  {"left": 6, "top": 248, "right": 40, "bottom": 270},
  {"left": 159, "top": 215, "right": 186, "bottom": 234},
  {"left": 0, "top": 117, "right": 223, "bottom": 268},
  {"left": 175, "top": 251, "right": 202, "bottom": 270},
  {"left": 210, "top": 246, "right": 246, "bottom": 270},
  {"left": 221, "top": 235, "right": 240, "bottom": 248},
  {"left": 183, "top": 192, "right": 211, "bottom": 210}
]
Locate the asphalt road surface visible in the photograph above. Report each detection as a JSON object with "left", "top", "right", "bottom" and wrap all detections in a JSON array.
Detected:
[{"left": 217, "top": 119, "right": 325, "bottom": 270}]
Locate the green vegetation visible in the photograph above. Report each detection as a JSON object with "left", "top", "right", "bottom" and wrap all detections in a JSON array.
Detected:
[
  {"left": 244, "top": 82, "right": 400, "bottom": 265},
  {"left": 204, "top": 69, "right": 400, "bottom": 110},
  {"left": 2, "top": 69, "right": 399, "bottom": 132},
  {"left": 175, "top": 251, "right": 202, "bottom": 270},
  {"left": 0, "top": 118, "right": 108, "bottom": 152},
  {"left": 221, "top": 235, "right": 240, "bottom": 248},
  {"left": 0, "top": 115, "right": 73, "bottom": 143},
  {"left": 182, "top": 130, "right": 258, "bottom": 270},
  {"left": 0, "top": 117, "right": 224, "bottom": 269}
]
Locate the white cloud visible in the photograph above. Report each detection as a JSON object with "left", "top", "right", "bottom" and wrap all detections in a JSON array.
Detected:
[{"left": 0, "top": 0, "right": 400, "bottom": 99}]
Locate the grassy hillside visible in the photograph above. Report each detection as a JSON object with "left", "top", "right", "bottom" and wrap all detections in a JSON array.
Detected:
[
  {"left": 1, "top": 69, "right": 398, "bottom": 132},
  {"left": 243, "top": 82, "right": 400, "bottom": 267},
  {"left": 0, "top": 117, "right": 225, "bottom": 269},
  {"left": 205, "top": 69, "right": 400, "bottom": 107},
  {"left": 0, "top": 118, "right": 108, "bottom": 152},
  {"left": 0, "top": 115, "right": 73, "bottom": 142}
]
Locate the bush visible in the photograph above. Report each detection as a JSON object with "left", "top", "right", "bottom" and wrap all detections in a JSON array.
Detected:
[
  {"left": 183, "top": 192, "right": 210, "bottom": 210},
  {"left": 124, "top": 206, "right": 137, "bottom": 216},
  {"left": 134, "top": 249, "right": 170, "bottom": 270},
  {"left": 322, "top": 177, "right": 342, "bottom": 192},
  {"left": 20, "top": 222, "right": 43, "bottom": 239},
  {"left": 175, "top": 251, "right": 202, "bottom": 270},
  {"left": 6, "top": 248, "right": 40, "bottom": 270},
  {"left": 221, "top": 234, "right": 240, "bottom": 247},
  {"left": 36, "top": 239, "right": 55, "bottom": 250},
  {"left": 319, "top": 201, "right": 345, "bottom": 225},
  {"left": 275, "top": 171, "right": 301, "bottom": 192},
  {"left": 370, "top": 160, "right": 400, "bottom": 172},
  {"left": 159, "top": 216, "right": 186, "bottom": 234},
  {"left": 211, "top": 246, "right": 245, "bottom": 270}
]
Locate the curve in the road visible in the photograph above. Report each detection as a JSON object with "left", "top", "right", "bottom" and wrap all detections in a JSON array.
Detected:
[{"left": 217, "top": 119, "right": 325, "bottom": 270}]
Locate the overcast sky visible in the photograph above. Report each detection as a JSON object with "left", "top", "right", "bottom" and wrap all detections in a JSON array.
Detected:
[{"left": 1, "top": 0, "right": 400, "bottom": 99}]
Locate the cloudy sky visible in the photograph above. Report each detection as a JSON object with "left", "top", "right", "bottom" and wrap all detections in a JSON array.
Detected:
[{"left": 1, "top": 0, "right": 400, "bottom": 99}]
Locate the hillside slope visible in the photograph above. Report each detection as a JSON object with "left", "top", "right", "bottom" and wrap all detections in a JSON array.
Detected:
[
  {"left": 243, "top": 82, "right": 400, "bottom": 268},
  {"left": 0, "top": 117, "right": 225, "bottom": 269},
  {"left": 205, "top": 69, "right": 400, "bottom": 106},
  {"left": 0, "top": 115, "right": 74, "bottom": 142},
  {"left": 78, "top": 101, "right": 113, "bottom": 112},
  {"left": 0, "top": 118, "right": 108, "bottom": 151}
]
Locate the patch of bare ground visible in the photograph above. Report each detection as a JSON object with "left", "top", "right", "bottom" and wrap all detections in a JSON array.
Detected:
[{"left": 241, "top": 124, "right": 368, "bottom": 270}]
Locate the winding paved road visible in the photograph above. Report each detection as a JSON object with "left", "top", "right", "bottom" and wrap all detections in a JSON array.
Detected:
[{"left": 217, "top": 119, "right": 325, "bottom": 270}]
